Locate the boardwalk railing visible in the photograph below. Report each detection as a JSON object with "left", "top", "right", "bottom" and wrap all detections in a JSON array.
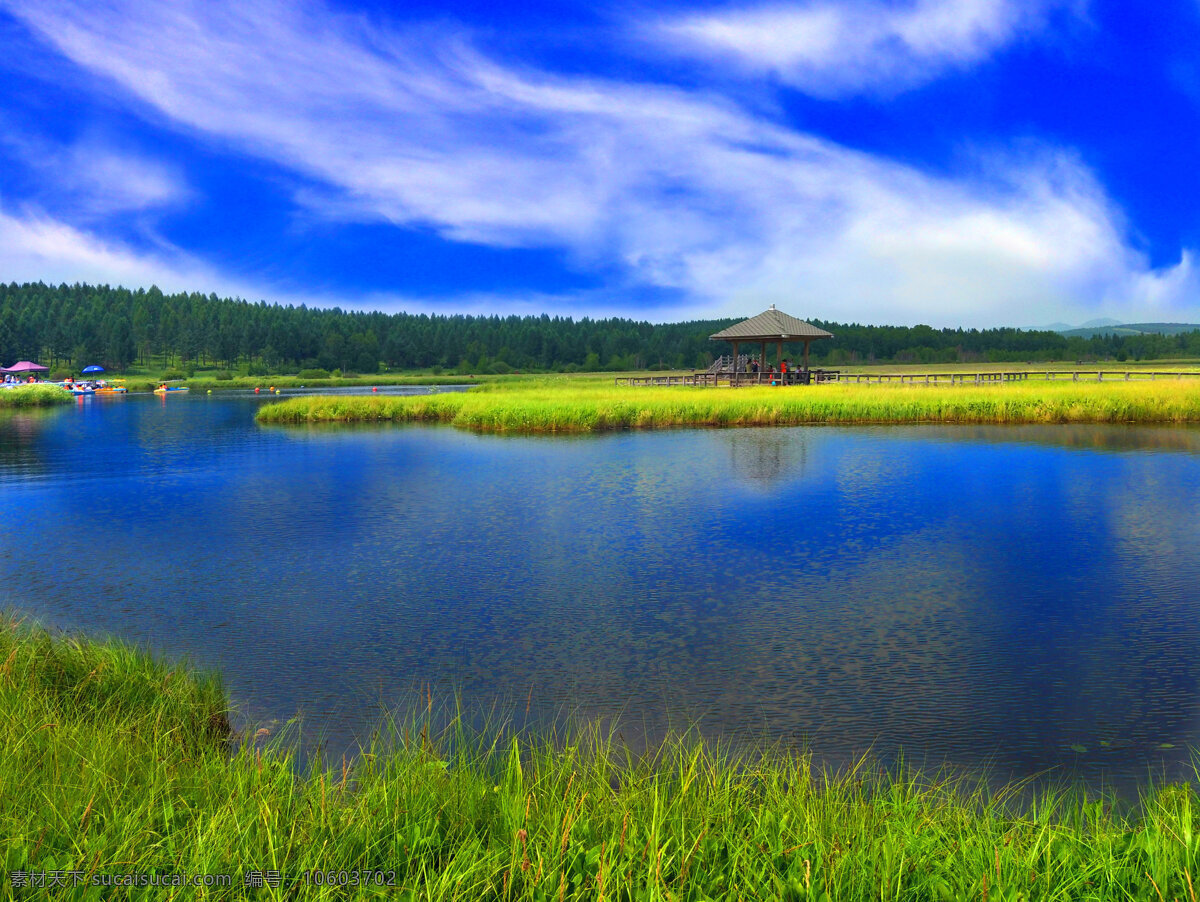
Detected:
[
  {"left": 616, "top": 370, "right": 1200, "bottom": 387},
  {"left": 832, "top": 370, "right": 1200, "bottom": 385},
  {"left": 706, "top": 354, "right": 754, "bottom": 375},
  {"left": 617, "top": 370, "right": 840, "bottom": 387}
]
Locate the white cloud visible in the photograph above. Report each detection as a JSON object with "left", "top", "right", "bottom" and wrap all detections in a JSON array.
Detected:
[
  {"left": 1, "top": 134, "right": 189, "bottom": 218},
  {"left": 0, "top": 203, "right": 251, "bottom": 299},
  {"left": 1, "top": 0, "right": 1194, "bottom": 327},
  {"left": 0, "top": 201, "right": 635, "bottom": 319},
  {"left": 653, "top": 0, "right": 1082, "bottom": 97},
  {"left": 53, "top": 146, "right": 187, "bottom": 216}
]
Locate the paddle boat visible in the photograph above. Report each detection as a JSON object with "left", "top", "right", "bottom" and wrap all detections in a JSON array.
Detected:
[
  {"left": 153, "top": 384, "right": 189, "bottom": 394},
  {"left": 59, "top": 379, "right": 127, "bottom": 395}
]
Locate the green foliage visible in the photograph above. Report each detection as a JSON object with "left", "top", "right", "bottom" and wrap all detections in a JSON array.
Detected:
[
  {"left": 160, "top": 369, "right": 186, "bottom": 381},
  {"left": 0, "top": 385, "right": 73, "bottom": 407},
  {"left": 297, "top": 368, "right": 330, "bottom": 379},
  {"left": 3, "top": 613, "right": 1200, "bottom": 901},
  {"left": 7, "top": 281, "right": 1199, "bottom": 377},
  {"left": 213, "top": 370, "right": 234, "bottom": 381},
  {"left": 257, "top": 377, "right": 1200, "bottom": 433}
]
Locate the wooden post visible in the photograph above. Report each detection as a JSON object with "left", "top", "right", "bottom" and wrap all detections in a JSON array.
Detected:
[{"left": 732, "top": 340, "right": 740, "bottom": 387}]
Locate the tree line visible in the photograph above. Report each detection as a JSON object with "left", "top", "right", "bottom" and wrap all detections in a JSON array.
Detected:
[{"left": 2, "top": 281, "right": 1198, "bottom": 374}]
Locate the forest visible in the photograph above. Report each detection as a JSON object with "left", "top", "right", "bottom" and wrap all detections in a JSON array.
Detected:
[{"left": 3, "top": 281, "right": 1199, "bottom": 375}]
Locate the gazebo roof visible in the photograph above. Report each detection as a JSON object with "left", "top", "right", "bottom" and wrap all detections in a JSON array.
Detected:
[{"left": 709, "top": 306, "right": 833, "bottom": 342}]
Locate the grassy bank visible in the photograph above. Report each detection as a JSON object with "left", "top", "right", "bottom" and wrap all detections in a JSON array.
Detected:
[
  {"left": 256, "top": 378, "right": 1200, "bottom": 433},
  {"left": 104, "top": 373, "right": 482, "bottom": 393},
  {"left": 184, "top": 374, "right": 478, "bottom": 392},
  {"left": 3, "top": 615, "right": 1199, "bottom": 900},
  {"left": 0, "top": 385, "right": 74, "bottom": 408}
]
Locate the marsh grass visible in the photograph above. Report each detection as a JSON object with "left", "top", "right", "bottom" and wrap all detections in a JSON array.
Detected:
[
  {"left": 0, "top": 385, "right": 73, "bottom": 408},
  {"left": 3, "top": 615, "right": 1200, "bottom": 900},
  {"left": 180, "top": 374, "right": 481, "bottom": 393},
  {"left": 256, "top": 378, "right": 1200, "bottom": 433}
]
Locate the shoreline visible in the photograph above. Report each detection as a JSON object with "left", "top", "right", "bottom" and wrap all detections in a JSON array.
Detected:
[
  {"left": 4, "top": 614, "right": 1199, "bottom": 899},
  {"left": 255, "top": 379, "right": 1200, "bottom": 433},
  {"left": 0, "top": 384, "right": 74, "bottom": 407}
]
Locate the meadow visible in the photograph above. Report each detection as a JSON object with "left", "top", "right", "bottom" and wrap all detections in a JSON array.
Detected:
[
  {"left": 3, "top": 614, "right": 1199, "bottom": 901},
  {"left": 108, "top": 372, "right": 480, "bottom": 393},
  {"left": 256, "top": 375, "right": 1200, "bottom": 433}
]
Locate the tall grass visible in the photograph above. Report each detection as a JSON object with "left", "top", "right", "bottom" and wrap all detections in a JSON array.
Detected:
[
  {"left": 0, "top": 385, "right": 73, "bottom": 408},
  {"left": 181, "top": 373, "right": 481, "bottom": 393},
  {"left": 257, "top": 379, "right": 1200, "bottom": 433},
  {"left": 3, "top": 614, "right": 1199, "bottom": 900}
]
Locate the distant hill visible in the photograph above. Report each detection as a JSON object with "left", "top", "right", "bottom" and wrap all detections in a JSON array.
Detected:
[
  {"left": 1079, "top": 317, "right": 1125, "bottom": 329},
  {"left": 1058, "top": 322, "right": 1200, "bottom": 339},
  {"left": 1036, "top": 322, "right": 1076, "bottom": 333}
]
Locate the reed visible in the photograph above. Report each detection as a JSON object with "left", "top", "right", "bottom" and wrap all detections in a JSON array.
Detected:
[
  {"left": 0, "top": 385, "right": 73, "bottom": 407},
  {"left": 256, "top": 378, "right": 1200, "bottom": 433},
  {"left": 181, "top": 373, "right": 481, "bottom": 393},
  {"left": 2, "top": 614, "right": 1198, "bottom": 900}
]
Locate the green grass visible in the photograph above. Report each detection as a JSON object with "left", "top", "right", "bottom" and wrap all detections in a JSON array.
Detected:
[
  {"left": 95, "top": 373, "right": 481, "bottom": 393},
  {"left": 256, "top": 377, "right": 1200, "bottom": 433},
  {"left": 182, "top": 373, "right": 481, "bottom": 392},
  {"left": 0, "top": 385, "right": 74, "bottom": 408},
  {"left": 3, "top": 614, "right": 1200, "bottom": 900}
]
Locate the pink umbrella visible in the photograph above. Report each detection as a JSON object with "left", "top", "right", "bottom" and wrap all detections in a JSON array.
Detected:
[{"left": 1, "top": 361, "right": 49, "bottom": 373}]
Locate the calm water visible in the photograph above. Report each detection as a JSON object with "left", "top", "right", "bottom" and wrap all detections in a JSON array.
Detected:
[{"left": 2, "top": 392, "right": 1199, "bottom": 791}]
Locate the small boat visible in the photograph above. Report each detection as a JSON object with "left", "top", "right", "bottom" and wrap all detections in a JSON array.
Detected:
[
  {"left": 153, "top": 385, "right": 189, "bottom": 394},
  {"left": 94, "top": 383, "right": 128, "bottom": 394}
]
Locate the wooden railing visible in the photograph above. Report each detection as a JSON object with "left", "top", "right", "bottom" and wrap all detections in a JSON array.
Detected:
[
  {"left": 615, "top": 370, "right": 1200, "bottom": 388},
  {"left": 617, "top": 370, "right": 840, "bottom": 387},
  {"left": 831, "top": 370, "right": 1200, "bottom": 384}
]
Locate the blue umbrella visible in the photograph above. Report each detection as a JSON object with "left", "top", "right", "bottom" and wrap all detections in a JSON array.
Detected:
[{"left": 82, "top": 365, "right": 105, "bottom": 374}]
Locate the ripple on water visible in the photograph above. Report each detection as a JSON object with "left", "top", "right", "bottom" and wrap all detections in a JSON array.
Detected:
[{"left": 2, "top": 402, "right": 1199, "bottom": 793}]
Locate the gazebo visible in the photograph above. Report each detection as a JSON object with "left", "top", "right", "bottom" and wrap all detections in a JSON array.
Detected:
[{"left": 709, "top": 306, "right": 833, "bottom": 384}]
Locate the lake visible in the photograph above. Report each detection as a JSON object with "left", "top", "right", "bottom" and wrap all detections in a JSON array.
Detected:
[{"left": 2, "top": 390, "right": 1199, "bottom": 793}]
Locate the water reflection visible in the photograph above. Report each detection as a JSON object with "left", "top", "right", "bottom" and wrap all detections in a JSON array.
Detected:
[
  {"left": 725, "top": 429, "right": 811, "bottom": 488},
  {"left": 939, "top": 423, "right": 1200, "bottom": 454},
  {"left": 2, "top": 402, "right": 1199, "bottom": 794},
  {"left": 0, "top": 407, "right": 66, "bottom": 479}
]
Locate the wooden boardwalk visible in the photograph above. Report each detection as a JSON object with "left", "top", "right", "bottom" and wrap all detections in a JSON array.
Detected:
[
  {"left": 616, "top": 370, "right": 838, "bottom": 387},
  {"left": 617, "top": 370, "right": 1200, "bottom": 388}
]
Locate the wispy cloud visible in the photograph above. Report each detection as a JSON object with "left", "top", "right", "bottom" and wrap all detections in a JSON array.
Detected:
[
  {"left": 0, "top": 201, "right": 626, "bottom": 318},
  {"left": 2, "top": 133, "right": 189, "bottom": 218},
  {"left": 1, "top": 0, "right": 1192, "bottom": 326},
  {"left": 0, "top": 202, "right": 216, "bottom": 291},
  {"left": 652, "top": 0, "right": 1084, "bottom": 97}
]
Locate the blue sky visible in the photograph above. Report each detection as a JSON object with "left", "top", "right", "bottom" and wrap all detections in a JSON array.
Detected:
[{"left": 1, "top": 0, "right": 1198, "bottom": 327}]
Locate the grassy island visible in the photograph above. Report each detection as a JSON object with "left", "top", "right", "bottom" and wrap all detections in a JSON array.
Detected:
[
  {"left": 256, "top": 377, "right": 1200, "bottom": 433},
  {"left": 3, "top": 614, "right": 1199, "bottom": 900},
  {"left": 0, "top": 385, "right": 73, "bottom": 408}
]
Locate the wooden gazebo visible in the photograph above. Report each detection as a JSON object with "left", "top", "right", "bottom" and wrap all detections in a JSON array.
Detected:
[{"left": 709, "top": 305, "right": 833, "bottom": 384}]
